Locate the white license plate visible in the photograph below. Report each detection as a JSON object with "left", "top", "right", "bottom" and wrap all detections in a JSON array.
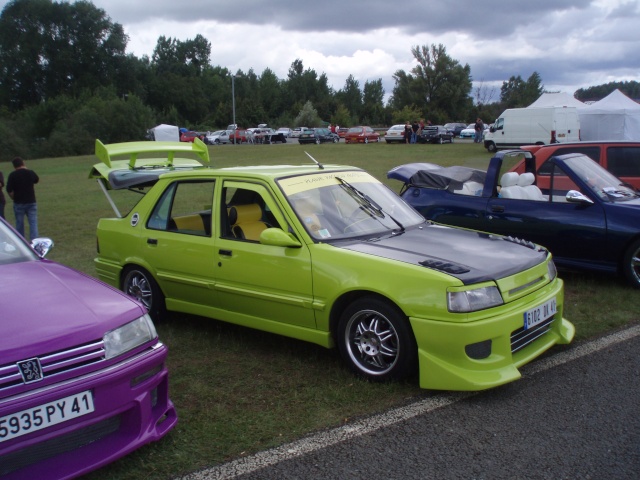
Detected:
[
  {"left": 523, "top": 297, "right": 557, "bottom": 330},
  {"left": 0, "top": 390, "right": 94, "bottom": 443}
]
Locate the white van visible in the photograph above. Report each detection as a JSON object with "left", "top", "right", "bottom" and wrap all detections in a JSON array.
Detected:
[{"left": 484, "top": 107, "right": 580, "bottom": 153}]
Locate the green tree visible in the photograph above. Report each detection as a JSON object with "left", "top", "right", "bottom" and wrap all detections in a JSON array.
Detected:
[
  {"left": 336, "top": 75, "right": 362, "bottom": 122},
  {"left": 390, "top": 44, "right": 472, "bottom": 124},
  {"left": 0, "top": 0, "right": 128, "bottom": 110},
  {"left": 500, "top": 72, "right": 543, "bottom": 108},
  {"left": 361, "top": 79, "right": 385, "bottom": 125},
  {"left": 294, "top": 101, "right": 322, "bottom": 127}
]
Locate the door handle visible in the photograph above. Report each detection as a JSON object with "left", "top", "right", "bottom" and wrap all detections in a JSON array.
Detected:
[
  {"left": 219, "top": 249, "right": 232, "bottom": 256},
  {"left": 147, "top": 238, "right": 158, "bottom": 245},
  {"left": 491, "top": 205, "right": 505, "bottom": 213}
]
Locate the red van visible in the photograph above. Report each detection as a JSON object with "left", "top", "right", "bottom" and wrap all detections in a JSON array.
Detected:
[{"left": 511, "top": 141, "right": 640, "bottom": 189}]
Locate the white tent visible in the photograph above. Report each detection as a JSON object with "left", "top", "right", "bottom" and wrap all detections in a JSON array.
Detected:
[
  {"left": 527, "top": 92, "right": 585, "bottom": 108},
  {"left": 150, "top": 124, "right": 180, "bottom": 141},
  {"left": 578, "top": 89, "right": 640, "bottom": 141}
]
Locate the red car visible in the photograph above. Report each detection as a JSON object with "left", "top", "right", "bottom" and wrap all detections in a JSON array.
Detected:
[
  {"left": 511, "top": 141, "right": 640, "bottom": 189},
  {"left": 337, "top": 127, "right": 349, "bottom": 138},
  {"left": 230, "top": 129, "right": 248, "bottom": 144},
  {"left": 344, "top": 126, "right": 380, "bottom": 144},
  {"left": 180, "top": 131, "right": 201, "bottom": 142}
]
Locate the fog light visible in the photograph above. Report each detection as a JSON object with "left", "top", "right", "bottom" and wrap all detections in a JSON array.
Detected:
[{"left": 465, "top": 340, "right": 492, "bottom": 359}]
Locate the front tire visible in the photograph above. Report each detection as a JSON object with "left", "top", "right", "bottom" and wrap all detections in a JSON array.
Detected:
[
  {"left": 486, "top": 142, "right": 497, "bottom": 153},
  {"left": 623, "top": 239, "right": 640, "bottom": 288},
  {"left": 122, "top": 266, "right": 166, "bottom": 320},
  {"left": 337, "top": 296, "right": 417, "bottom": 382},
  {"left": 315, "top": 138, "right": 321, "bottom": 144}
]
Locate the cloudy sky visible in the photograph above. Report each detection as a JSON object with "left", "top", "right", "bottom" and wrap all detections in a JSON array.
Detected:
[{"left": 3, "top": 0, "right": 639, "bottom": 102}]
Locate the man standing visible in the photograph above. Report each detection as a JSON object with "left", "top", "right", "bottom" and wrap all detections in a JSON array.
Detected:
[
  {"left": 474, "top": 118, "right": 484, "bottom": 143},
  {"left": 6, "top": 157, "right": 39, "bottom": 240},
  {"left": 0, "top": 170, "right": 5, "bottom": 219}
]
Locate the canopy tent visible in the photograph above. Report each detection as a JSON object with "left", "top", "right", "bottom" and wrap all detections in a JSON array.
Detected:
[
  {"left": 527, "top": 92, "right": 585, "bottom": 108},
  {"left": 578, "top": 89, "right": 640, "bottom": 141},
  {"left": 150, "top": 124, "right": 180, "bottom": 141}
]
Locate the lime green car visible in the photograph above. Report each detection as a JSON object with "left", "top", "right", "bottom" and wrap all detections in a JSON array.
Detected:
[{"left": 89, "top": 139, "right": 574, "bottom": 391}]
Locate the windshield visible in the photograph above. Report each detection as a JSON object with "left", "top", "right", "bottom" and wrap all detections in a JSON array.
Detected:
[
  {"left": 0, "top": 220, "right": 38, "bottom": 265},
  {"left": 278, "top": 170, "right": 424, "bottom": 241},
  {"left": 565, "top": 155, "right": 639, "bottom": 202}
]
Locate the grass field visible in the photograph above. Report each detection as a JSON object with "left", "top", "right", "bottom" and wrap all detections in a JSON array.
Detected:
[{"left": 11, "top": 140, "right": 639, "bottom": 479}]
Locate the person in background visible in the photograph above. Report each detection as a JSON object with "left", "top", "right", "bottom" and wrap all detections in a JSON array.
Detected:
[
  {"left": 411, "top": 120, "right": 419, "bottom": 144},
  {"left": 6, "top": 157, "right": 39, "bottom": 240},
  {"left": 0, "top": 170, "right": 5, "bottom": 219},
  {"left": 474, "top": 118, "right": 484, "bottom": 143},
  {"left": 404, "top": 121, "right": 412, "bottom": 144}
]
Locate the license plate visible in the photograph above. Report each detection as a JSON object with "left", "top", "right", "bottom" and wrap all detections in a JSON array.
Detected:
[
  {"left": 523, "top": 298, "right": 557, "bottom": 330},
  {"left": 0, "top": 390, "right": 94, "bottom": 443}
]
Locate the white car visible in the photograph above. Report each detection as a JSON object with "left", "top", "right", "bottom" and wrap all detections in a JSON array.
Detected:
[
  {"left": 276, "top": 127, "right": 292, "bottom": 137},
  {"left": 206, "top": 130, "right": 232, "bottom": 144},
  {"left": 459, "top": 124, "right": 476, "bottom": 138},
  {"left": 291, "top": 127, "right": 307, "bottom": 138},
  {"left": 384, "top": 124, "right": 406, "bottom": 143}
]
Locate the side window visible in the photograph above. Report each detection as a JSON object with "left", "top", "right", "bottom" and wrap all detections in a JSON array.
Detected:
[
  {"left": 538, "top": 147, "right": 600, "bottom": 175},
  {"left": 548, "top": 165, "right": 581, "bottom": 203},
  {"left": 221, "top": 183, "right": 282, "bottom": 242},
  {"left": 147, "top": 181, "right": 214, "bottom": 236},
  {"left": 494, "top": 118, "right": 504, "bottom": 130},
  {"left": 607, "top": 147, "right": 640, "bottom": 177}
]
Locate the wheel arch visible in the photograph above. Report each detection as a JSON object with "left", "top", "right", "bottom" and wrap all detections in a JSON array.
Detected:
[{"left": 328, "top": 290, "right": 408, "bottom": 344}]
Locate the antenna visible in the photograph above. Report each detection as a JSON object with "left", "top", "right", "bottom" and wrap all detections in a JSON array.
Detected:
[{"left": 304, "top": 151, "right": 324, "bottom": 170}]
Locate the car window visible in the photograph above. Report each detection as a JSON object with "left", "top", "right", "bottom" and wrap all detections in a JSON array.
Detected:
[
  {"left": 547, "top": 164, "right": 582, "bottom": 202},
  {"left": 538, "top": 147, "right": 600, "bottom": 175},
  {"left": 606, "top": 146, "right": 640, "bottom": 177},
  {"left": 0, "top": 222, "right": 37, "bottom": 265},
  {"left": 221, "top": 183, "right": 283, "bottom": 242},
  {"left": 147, "top": 180, "right": 214, "bottom": 236}
]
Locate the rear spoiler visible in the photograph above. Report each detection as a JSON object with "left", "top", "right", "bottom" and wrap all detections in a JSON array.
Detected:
[{"left": 95, "top": 138, "right": 210, "bottom": 169}]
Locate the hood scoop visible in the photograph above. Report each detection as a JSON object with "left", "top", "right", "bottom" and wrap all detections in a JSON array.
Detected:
[{"left": 419, "top": 259, "right": 470, "bottom": 274}]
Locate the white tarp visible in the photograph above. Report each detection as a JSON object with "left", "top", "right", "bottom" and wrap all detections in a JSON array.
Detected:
[
  {"left": 577, "top": 89, "right": 640, "bottom": 141},
  {"left": 150, "top": 124, "right": 180, "bottom": 141},
  {"left": 527, "top": 92, "right": 585, "bottom": 108}
]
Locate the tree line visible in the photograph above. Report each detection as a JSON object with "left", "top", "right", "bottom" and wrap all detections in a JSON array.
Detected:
[{"left": 0, "top": 0, "right": 636, "bottom": 161}]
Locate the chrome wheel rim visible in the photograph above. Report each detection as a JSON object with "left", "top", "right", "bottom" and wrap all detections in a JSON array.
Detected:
[
  {"left": 631, "top": 245, "right": 640, "bottom": 284},
  {"left": 124, "top": 271, "right": 152, "bottom": 310},
  {"left": 344, "top": 309, "right": 399, "bottom": 375}
]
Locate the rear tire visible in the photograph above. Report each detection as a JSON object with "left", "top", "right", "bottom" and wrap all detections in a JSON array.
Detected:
[{"left": 364, "top": 138, "right": 369, "bottom": 144}]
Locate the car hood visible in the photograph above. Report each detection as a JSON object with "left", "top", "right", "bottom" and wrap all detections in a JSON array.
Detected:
[
  {"left": 0, "top": 260, "right": 146, "bottom": 362},
  {"left": 339, "top": 224, "right": 548, "bottom": 285}
]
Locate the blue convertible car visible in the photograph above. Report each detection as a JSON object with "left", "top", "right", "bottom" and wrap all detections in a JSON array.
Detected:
[{"left": 388, "top": 150, "right": 640, "bottom": 288}]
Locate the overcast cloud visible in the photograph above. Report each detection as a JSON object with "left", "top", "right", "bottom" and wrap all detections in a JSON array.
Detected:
[{"left": 2, "top": 0, "right": 639, "bottom": 101}]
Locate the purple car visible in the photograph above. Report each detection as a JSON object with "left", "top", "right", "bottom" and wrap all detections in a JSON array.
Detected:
[{"left": 0, "top": 218, "right": 176, "bottom": 479}]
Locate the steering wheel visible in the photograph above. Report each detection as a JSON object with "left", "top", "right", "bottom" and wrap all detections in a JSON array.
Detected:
[{"left": 343, "top": 207, "right": 373, "bottom": 233}]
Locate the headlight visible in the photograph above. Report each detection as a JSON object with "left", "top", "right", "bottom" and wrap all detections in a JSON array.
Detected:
[
  {"left": 104, "top": 314, "right": 158, "bottom": 359},
  {"left": 448, "top": 286, "right": 504, "bottom": 313},
  {"left": 547, "top": 260, "right": 557, "bottom": 281}
]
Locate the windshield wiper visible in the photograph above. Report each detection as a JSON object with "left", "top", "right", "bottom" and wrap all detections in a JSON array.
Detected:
[{"left": 336, "top": 177, "right": 405, "bottom": 233}]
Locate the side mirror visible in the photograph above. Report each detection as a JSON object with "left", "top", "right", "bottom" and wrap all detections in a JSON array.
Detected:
[
  {"left": 31, "top": 237, "right": 54, "bottom": 257},
  {"left": 259, "top": 228, "right": 302, "bottom": 248},
  {"left": 566, "top": 190, "right": 594, "bottom": 205}
]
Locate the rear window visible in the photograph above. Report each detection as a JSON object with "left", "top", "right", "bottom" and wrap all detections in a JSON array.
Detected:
[{"left": 606, "top": 146, "right": 640, "bottom": 177}]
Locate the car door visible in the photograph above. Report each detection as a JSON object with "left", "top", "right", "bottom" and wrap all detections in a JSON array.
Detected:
[
  {"left": 214, "top": 180, "right": 316, "bottom": 330},
  {"left": 142, "top": 179, "right": 219, "bottom": 307},
  {"left": 484, "top": 163, "right": 607, "bottom": 264}
]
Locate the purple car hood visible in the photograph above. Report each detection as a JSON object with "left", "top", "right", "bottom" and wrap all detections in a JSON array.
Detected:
[
  {"left": 340, "top": 224, "right": 548, "bottom": 285},
  {"left": 0, "top": 260, "right": 145, "bottom": 363}
]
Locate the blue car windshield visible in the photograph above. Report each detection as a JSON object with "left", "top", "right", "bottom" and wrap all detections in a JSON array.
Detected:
[
  {"left": 565, "top": 156, "right": 639, "bottom": 202},
  {"left": 279, "top": 170, "right": 425, "bottom": 241}
]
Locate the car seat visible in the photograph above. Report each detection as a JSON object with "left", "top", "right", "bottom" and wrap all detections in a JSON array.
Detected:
[{"left": 229, "top": 204, "right": 269, "bottom": 241}]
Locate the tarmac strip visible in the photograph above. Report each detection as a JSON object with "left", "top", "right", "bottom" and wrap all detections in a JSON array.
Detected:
[{"left": 180, "top": 323, "right": 640, "bottom": 480}]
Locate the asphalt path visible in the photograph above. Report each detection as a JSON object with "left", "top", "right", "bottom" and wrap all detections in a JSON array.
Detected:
[{"left": 182, "top": 324, "right": 640, "bottom": 480}]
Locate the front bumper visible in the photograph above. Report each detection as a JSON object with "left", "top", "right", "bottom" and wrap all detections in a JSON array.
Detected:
[
  {"left": 0, "top": 343, "right": 177, "bottom": 479},
  {"left": 410, "top": 278, "right": 574, "bottom": 391}
]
